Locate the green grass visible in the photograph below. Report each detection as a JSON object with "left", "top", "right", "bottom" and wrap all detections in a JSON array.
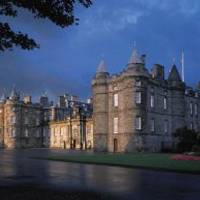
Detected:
[{"left": 40, "top": 153, "right": 200, "bottom": 174}]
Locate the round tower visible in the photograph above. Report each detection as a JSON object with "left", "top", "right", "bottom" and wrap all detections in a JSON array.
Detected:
[
  {"left": 92, "top": 58, "right": 109, "bottom": 151},
  {"left": 168, "top": 64, "right": 186, "bottom": 132}
]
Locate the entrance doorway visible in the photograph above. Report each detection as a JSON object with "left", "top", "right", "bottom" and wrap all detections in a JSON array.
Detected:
[
  {"left": 114, "top": 138, "right": 118, "bottom": 152},
  {"left": 71, "top": 139, "right": 76, "bottom": 149}
]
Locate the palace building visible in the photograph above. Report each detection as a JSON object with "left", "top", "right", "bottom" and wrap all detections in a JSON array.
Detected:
[
  {"left": 92, "top": 48, "right": 200, "bottom": 152},
  {"left": 1, "top": 48, "right": 200, "bottom": 152},
  {"left": 0, "top": 86, "right": 93, "bottom": 149}
]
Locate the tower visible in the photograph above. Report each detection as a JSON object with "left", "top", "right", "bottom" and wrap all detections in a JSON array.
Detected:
[
  {"left": 92, "top": 57, "right": 109, "bottom": 151},
  {"left": 168, "top": 64, "right": 186, "bottom": 132}
]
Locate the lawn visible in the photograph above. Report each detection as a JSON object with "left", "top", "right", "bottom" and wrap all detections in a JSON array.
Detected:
[{"left": 39, "top": 153, "right": 200, "bottom": 174}]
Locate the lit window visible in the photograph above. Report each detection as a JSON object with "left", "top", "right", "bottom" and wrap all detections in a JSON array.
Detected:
[
  {"left": 135, "top": 116, "right": 142, "bottom": 130},
  {"left": 113, "top": 86, "right": 119, "bottom": 91},
  {"left": 164, "top": 97, "right": 167, "bottom": 110},
  {"left": 11, "top": 128, "right": 16, "bottom": 137},
  {"left": 87, "top": 126, "right": 91, "bottom": 134},
  {"left": 114, "top": 93, "right": 118, "bottom": 107},
  {"left": 135, "top": 81, "right": 141, "bottom": 86},
  {"left": 150, "top": 94, "right": 154, "bottom": 108},
  {"left": 195, "top": 104, "right": 198, "bottom": 116},
  {"left": 114, "top": 118, "right": 118, "bottom": 134},
  {"left": 190, "top": 102, "right": 193, "bottom": 115},
  {"left": 164, "top": 120, "right": 168, "bottom": 133},
  {"left": 135, "top": 92, "right": 141, "bottom": 104},
  {"left": 150, "top": 118, "right": 155, "bottom": 132}
]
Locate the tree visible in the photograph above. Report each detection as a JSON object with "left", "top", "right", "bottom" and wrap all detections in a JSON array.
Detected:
[
  {"left": 0, "top": 0, "right": 92, "bottom": 51},
  {"left": 172, "top": 126, "right": 200, "bottom": 152}
]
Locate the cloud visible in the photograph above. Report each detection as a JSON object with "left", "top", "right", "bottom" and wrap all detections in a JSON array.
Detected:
[{"left": 1, "top": 0, "right": 200, "bottom": 103}]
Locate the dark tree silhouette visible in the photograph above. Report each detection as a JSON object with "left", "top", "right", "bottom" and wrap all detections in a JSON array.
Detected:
[
  {"left": 0, "top": 0, "right": 92, "bottom": 51},
  {"left": 172, "top": 126, "right": 200, "bottom": 152}
]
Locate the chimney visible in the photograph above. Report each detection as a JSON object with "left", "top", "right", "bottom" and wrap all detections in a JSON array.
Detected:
[
  {"left": 151, "top": 64, "right": 165, "bottom": 80},
  {"left": 71, "top": 95, "right": 78, "bottom": 102},
  {"left": 24, "top": 95, "right": 32, "bottom": 103}
]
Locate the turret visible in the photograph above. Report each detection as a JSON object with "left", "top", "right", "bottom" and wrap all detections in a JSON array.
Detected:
[
  {"left": 168, "top": 65, "right": 185, "bottom": 89},
  {"left": 92, "top": 58, "right": 109, "bottom": 151},
  {"left": 0, "top": 89, "right": 6, "bottom": 103},
  {"left": 125, "top": 47, "right": 149, "bottom": 77},
  {"left": 9, "top": 85, "right": 20, "bottom": 101},
  {"left": 40, "top": 92, "right": 49, "bottom": 107},
  {"left": 168, "top": 64, "right": 185, "bottom": 131},
  {"left": 197, "top": 82, "right": 200, "bottom": 91}
]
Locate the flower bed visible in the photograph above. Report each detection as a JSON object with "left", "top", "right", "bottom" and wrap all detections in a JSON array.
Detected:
[{"left": 171, "top": 154, "right": 200, "bottom": 161}]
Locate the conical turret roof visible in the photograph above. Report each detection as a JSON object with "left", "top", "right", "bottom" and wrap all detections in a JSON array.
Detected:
[
  {"left": 9, "top": 84, "right": 20, "bottom": 100},
  {"left": 168, "top": 65, "right": 182, "bottom": 81},
  {"left": 97, "top": 58, "right": 107, "bottom": 73},
  {"left": 128, "top": 48, "right": 143, "bottom": 64},
  {"left": 0, "top": 88, "right": 6, "bottom": 102}
]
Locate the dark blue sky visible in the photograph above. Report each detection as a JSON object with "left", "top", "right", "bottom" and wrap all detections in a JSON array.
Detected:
[{"left": 1, "top": 0, "right": 200, "bottom": 102}]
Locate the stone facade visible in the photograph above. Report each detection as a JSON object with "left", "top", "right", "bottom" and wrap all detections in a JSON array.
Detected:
[
  {"left": 92, "top": 48, "right": 200, "bottom": 152},
  {"left": 49, "top": 97, "right": 93, "bottom": 149},
  {"left": 0, "top": 87, "right": 93, "bottom": 149}
]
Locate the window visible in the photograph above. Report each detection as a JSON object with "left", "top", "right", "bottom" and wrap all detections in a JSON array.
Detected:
[
  {"left": 190, "top": 122, "right": 193, "bottom": 130},
  {"left": 36, "top": 130, "right": 40, "bottom": 138},
  {"left": 11, "top": 116, "right": 16, "bottom": 124},
  {"left": 36, "top": 118, "right": 40, "bottom": 126},
  {"left": 61, "top": 127, "right": 65, "bottom": 136},
  {"left": 25, "top": 116, "right": 29, "bottom": 125},
  {"left": 150, "top": 118, "right": 155, "bottom": 132},
  {"left": 195, "top": 104, "right": 198, "bottom": 116},
  {"left": 114, "top": 93, "right": 118, "bottom": 107},
  {"left": 150, "top": 87, "right": 154, "bottom": 93},
  {"left": 135, "top": 92, "right": 141, "bottom": 104},
  {"left": 194, "top": 123, "right": 198, "bottom": 132},
  {"left": 135, "top": 116, "right": 142, "bottom": 130},
  {"left": 164, "top": 120, "right": 168, "bottom": 133},
  {"left": 150, "top": 94, "right": 154, "bottom": 108},
  {"left": 25, "top": 129, "right": 28, "bottom": 137},
  {"left": 135, "top": 81, "right": 141, "bottom": 86},
  {"left": 190, "top": 102, "right": 193, "bottom": 115},
  {"left": 113, "top": 86, "right": 119, "bottom": 91},
  {"left": 164, "top": 97, "right": 167, "bottom": 110},
  {"left": 114, "top": 118, "right": 118, "bottom": 133},
  {"left": 87, "top": 126, "right": 91, "bottom": 134},
  {"left": 11, "top": 128, "right": 16, "bottom": 137}
]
